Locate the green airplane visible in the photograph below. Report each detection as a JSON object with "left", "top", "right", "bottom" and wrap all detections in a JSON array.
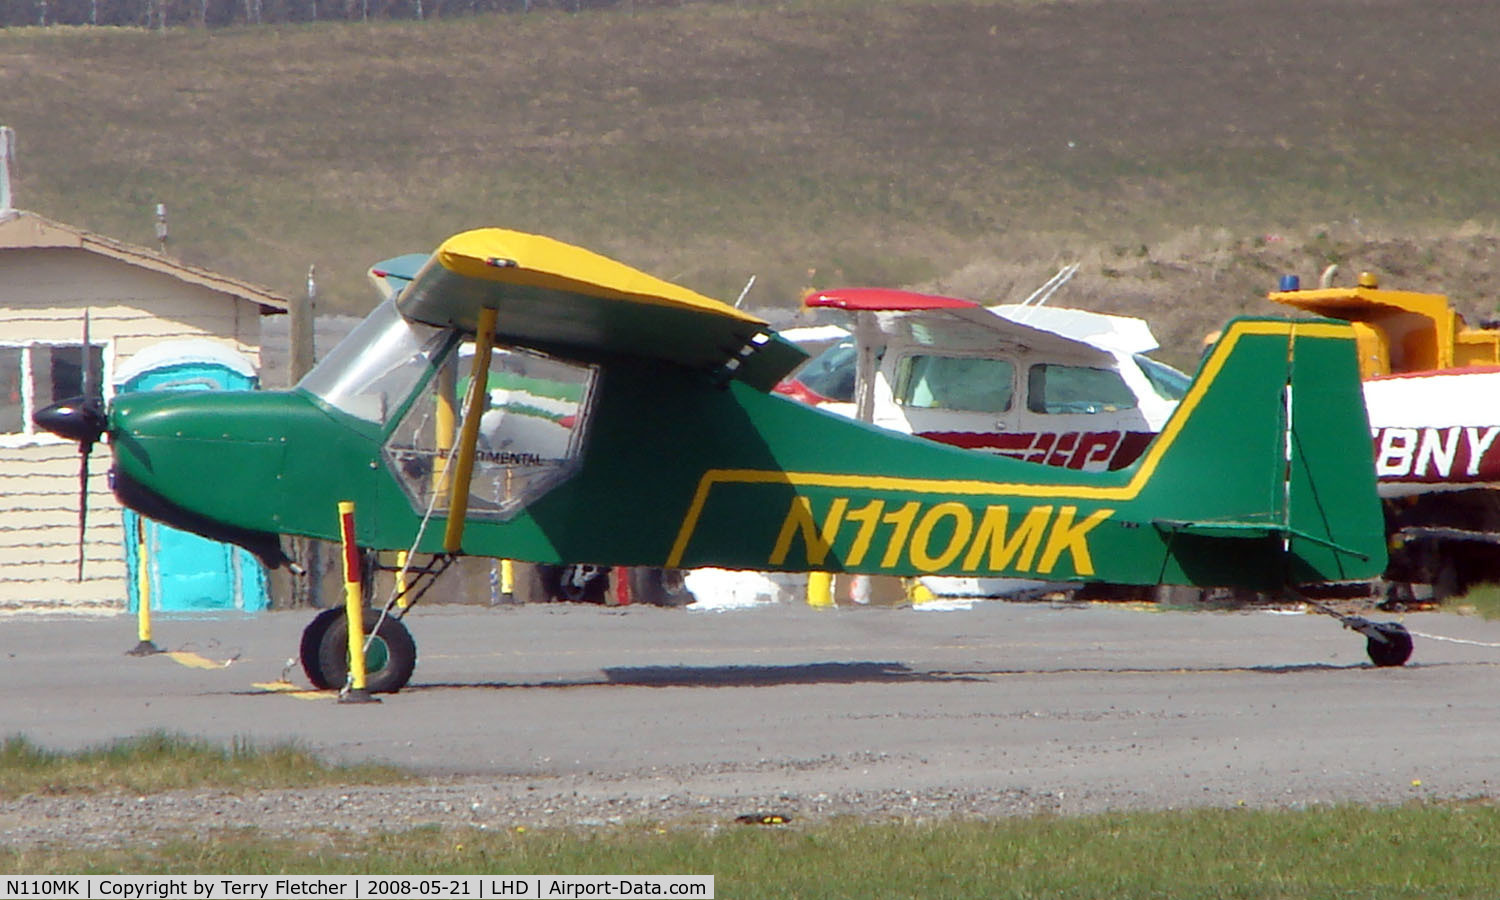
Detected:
[{"left": 35, "top": 228, "right": 1410, "bottom": 693}]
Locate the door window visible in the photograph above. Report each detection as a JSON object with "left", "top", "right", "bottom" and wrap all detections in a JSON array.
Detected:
[
  {"left": 384, "top": 342, "right": 598, "bottom": 520},
  {"left": 896, "top": 355, "right": 1014, "bottom": 414}
]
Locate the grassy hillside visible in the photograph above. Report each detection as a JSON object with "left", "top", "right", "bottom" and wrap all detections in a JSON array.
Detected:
[{"left": 2, "top": 0, "right": 1499, "bottom": 364}]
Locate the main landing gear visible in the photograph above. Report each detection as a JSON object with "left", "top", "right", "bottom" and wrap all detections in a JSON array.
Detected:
[
  {"left": 299, "top": 607, "right": 417, "bottom": 694},
  {"left": 298, "top": 551, "right": 450, "bottom": 694}
]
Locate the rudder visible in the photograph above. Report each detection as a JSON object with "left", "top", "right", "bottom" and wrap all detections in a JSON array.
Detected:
[{"left": 1135, "top": 318, "right": 1386, "bottom": 588}]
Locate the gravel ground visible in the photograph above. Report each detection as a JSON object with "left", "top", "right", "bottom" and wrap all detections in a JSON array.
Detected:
[{"left": 0, "top": 773, "right": 1063, "bottom": 849}]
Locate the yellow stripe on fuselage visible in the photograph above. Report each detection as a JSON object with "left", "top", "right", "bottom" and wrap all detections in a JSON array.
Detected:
[{"left": 665, "top": 320, "right": 1352, "bottom": 567}]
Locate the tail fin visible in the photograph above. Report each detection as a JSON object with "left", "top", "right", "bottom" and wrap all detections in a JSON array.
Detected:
[{"left": 1136, "top": 317, "right": 1386, "bottom": 588}]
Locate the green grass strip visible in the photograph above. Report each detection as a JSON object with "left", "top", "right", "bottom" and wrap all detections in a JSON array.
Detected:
[
  {"left": 0, "top": 731, "right": 409, "bottom": 800},
  {"left": 3, "top": 805, "right": 1499, "bottom": 898}
]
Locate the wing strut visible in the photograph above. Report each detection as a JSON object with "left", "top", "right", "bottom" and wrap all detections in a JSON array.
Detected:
[{"left": 442, "top": 306, "right": 498, "bottom": 554}]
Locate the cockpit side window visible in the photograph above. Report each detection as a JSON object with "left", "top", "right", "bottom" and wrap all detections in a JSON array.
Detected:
[
  {"left": 1026, "top": 364, "right": 1137, "bottom": 414},
  {"left": 383, "top": 342, "right": 598, "bottom": 520}
]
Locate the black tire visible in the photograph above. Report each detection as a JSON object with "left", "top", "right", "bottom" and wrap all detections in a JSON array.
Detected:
[
  {"left": 299, "top": 607, "right": 345, "bottom": 690},
  {"left": 628, "top": 567, "right": 696, "bottom": 607},
  {"left": 512, "top": 563, "right": 611, "bottom": 604},
  {"left": 555, "top": 564, "right": 609, "bottom": 603},
  {"left": 1366, "top": 622, "right": 1414, "bottom": 668},
  {"left": 315, "top": 609, "right": 418, "bottom": 693}
]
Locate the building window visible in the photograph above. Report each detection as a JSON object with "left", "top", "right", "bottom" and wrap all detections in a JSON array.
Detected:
[{"left": 0, "top": 342, "right": 106, "bottom": 441}]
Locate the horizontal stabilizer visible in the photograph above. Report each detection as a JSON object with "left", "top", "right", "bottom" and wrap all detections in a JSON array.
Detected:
[
  {"left": 1153, "top": 518, "right": 1373, "bottom": 562},
  {"left": 367, "top": 253, "right": 431, "bottom": 300}
]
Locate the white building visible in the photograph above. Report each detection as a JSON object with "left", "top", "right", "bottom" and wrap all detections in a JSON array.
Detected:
[{"left": 0, "top": 208, "right": 286, "bottom": 609}]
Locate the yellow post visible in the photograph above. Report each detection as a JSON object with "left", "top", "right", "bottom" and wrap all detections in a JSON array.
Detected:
[
  {"left": 807, "top": 571, "right": 834, "bottom": 608},
  {"left": 137, "top": 524, "right": 153, "bottom": 642},
  {"left": 127, "top": 517, "right": 162, "bottom": 656},
  {"left": 338, "top": 501, "right": 377, "bottom": 703},
  {"left": 500, "top": 558, "right": 514, "bottom": 596},
  {"left": 433, "top": 357, "right": 457, "bottom": 494},
  {"left": 395, "top": 550, "right": 410, "bottom": 610},
  {"left": 443, "top": 306, "right": 499, "bottom": 554}
]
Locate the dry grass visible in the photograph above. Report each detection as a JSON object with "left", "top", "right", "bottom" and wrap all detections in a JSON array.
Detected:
[
  {"left": 1, "top": 0, "right": 1498, "bottom": 361},
  {"left": 6, "top": 804, "right": 1500, "bottom": 898},
  {"left": 0, "top": 731, "right": 409, "bottom": 799}
]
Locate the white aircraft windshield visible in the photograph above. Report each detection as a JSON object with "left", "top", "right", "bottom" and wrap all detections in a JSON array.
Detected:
[{"left": 298, "top": 299, "right": 450, "bottom": 425}]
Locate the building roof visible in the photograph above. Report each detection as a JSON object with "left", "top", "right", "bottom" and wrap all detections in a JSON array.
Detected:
[{"left": 0, "top": 209, "right": 287, "bottom": 314}]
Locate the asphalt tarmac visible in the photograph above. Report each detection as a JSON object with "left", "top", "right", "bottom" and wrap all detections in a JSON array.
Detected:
[{"left": 4, "top": 600, "right": 1500, "bottom": 815}]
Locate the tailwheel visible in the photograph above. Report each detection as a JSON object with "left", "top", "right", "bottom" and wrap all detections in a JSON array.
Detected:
[
  {"left": 1294, "top": 592, "right": 1416, "bottom": 669},
  {"left": 1365, "top": 621, "right": 1414, "bottom": 668},
  {"left": 301, "top": 608, "right": 418, "bottom": 693}
]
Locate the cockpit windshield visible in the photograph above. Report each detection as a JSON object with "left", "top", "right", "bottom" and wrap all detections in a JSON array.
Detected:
[
  {"left": 1134, "top": 354, "right": 1191, "bottom": 402},
  {"left": 298, "top": 299, "right": 452, "bottom": 425}
]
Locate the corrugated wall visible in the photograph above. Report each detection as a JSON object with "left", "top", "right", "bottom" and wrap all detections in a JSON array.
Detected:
[
  {"left": 0, "top": 444, "right": 121, "bottom": 608},
  {"left": 0, "top": 248, "right": 266, "bottom": 609}
]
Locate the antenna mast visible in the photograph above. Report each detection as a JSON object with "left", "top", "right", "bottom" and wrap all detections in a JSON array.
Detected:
[
  {"left": 154, "top": 203, "right": 168, "bottom": 254},
  {"left": 0, "top": 126, "right": 16, "bottom": 214}
]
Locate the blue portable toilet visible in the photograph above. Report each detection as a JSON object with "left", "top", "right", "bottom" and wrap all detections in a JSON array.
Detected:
[{"left": 115, "top": 341, "right": 271, "bottom": 613}]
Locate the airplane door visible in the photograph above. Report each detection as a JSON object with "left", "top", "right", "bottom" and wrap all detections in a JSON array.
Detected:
[
  {"left": 116, "top": 342, "right": 270, "bottom": 613},
  {"left": 1010, "top": 361, "right": 1155, "bottom": 471},
  {"left": 880, "top": 351, "right": 1019, "bottom": 451}
]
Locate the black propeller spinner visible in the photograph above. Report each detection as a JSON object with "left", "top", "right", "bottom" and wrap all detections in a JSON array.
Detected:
[
  {"left": 32, "top": 396, "right": 107, "bottom": 446},
  {"left": 30, "top": 310, "right": 105, "bottom": 582}
]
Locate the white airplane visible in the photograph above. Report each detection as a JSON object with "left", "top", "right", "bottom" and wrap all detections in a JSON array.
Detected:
[{"left": 777, "top": 287, "right": 1188, "bottom": 471}]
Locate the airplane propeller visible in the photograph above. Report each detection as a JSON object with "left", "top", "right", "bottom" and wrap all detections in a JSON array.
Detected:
[{"left": 31, "top": 310, "right": 106, "bottom": 582}]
